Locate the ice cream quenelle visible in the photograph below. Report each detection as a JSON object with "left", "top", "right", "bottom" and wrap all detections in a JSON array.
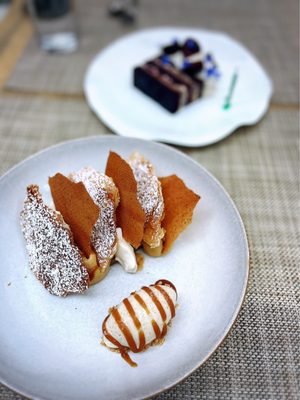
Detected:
[{"left": 102, "top": 279, "right": 177, "bottom": 367}]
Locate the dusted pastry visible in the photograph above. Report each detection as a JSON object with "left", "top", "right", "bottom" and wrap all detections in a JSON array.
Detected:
[
  {"left": 20, "top": 185, "right": 89, "bottom": 296},
  {"left": 69, "top": 167, "right": 119, "bottom": 271},
  {"left": 128, "top": 152, "right": 165, "bottom": 251}
]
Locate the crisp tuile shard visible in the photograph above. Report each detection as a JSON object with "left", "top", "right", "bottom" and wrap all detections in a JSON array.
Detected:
[
  {"left": 159, "top": 175, "right": 200, "bottom": 253},
  {"left": 49, "top": 173, "right": 99, "bottom": 258},
  {"left": 105, "top": 151, "right": 146, "bottom": 249}
]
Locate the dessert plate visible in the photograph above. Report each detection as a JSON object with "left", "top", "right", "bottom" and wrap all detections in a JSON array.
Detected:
[
  {"left": 0, "top": 137, "right": 249, "bottom": 400},
  {"left": 84, "top": 27, "right": 273, "bottom": 147}
]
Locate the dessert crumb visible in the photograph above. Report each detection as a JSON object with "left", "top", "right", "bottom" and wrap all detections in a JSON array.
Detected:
[{"left": 136, "top": 252, "right": 144, "bottom": 271}]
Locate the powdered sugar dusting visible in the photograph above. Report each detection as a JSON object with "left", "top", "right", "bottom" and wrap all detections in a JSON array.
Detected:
[
  {"left": 69, "top": 167, "right": 119, "bottom": 268},
  {"left": 128, "top": 153, "right": 165, "bottom": 248},
  {"left": 20, "top": 185, "right": 89, "bottom": 297},
  {"left": 128, "top": 153, "right": 164, "bottom": 224}
]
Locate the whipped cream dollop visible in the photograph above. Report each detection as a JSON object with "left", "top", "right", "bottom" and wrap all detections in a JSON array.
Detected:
[{"left": 115, "top": 228, "right": 137, "bottom": 273}]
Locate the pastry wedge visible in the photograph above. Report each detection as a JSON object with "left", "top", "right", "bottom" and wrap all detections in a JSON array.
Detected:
[
  {"left": 105, "top": 151, "right": 165, "bottom": 255},
  {"left": 69, "top": 167, "right": 119, "bottom": 274},
  {"left": 49, "top": 172, "right": 109, "bottom": 285},
  {"left": 128, "top": 152, "right": 165, "bottom": 253},
  {"left": 20, "top": 185, "right": 89, "bottom": 296}
]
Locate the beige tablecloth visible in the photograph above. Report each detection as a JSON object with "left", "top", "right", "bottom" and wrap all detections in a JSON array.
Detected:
[{"left": 0, "top": 0, "right": 299, "bottom": 399}]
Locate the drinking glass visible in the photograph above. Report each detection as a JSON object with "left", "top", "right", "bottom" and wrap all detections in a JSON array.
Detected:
[{"left": 27, "top": 0, "right": 79, "bottom": 53}]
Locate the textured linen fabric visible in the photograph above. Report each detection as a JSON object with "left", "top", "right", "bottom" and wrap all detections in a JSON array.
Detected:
[
  {"left": 0, "top": 95, "right": 299, "bottom": 399},
  {"left": 4, "top": 0, "right": 299, "bottom": 104}
]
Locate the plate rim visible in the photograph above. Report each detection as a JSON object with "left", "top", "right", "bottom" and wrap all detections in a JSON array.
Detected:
[
  {"left": 0, "top": 135, "right": 250, "bottom": 400},
  {"left": 84, "top": 26, "right": 273, "bottom": 147}
]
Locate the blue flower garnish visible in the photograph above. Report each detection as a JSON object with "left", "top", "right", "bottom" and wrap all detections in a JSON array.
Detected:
[
  {"left": 205, "top": 65, "right": 221, "bottom": 79},
  {"left": 160, "top": 54, "right": 171, "bottom": 64}
]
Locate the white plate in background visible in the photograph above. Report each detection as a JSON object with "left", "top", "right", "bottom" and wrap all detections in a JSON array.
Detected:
[
  {"left": 84, "top": 27, "right": 273, "bottom": 147},
  {"left": 0, "top": 137, "right": 249, "bottom": 400}
]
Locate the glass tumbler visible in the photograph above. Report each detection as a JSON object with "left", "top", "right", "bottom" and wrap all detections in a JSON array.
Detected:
[{"left": 27, "top": 0, "right": 79, "bottom": 53}]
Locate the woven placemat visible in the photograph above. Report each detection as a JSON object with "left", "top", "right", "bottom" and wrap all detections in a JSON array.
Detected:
[
  {"left": 4, "top": 0, "right": 299, "bottom": 104},
  {"left": 0, "top": 95, "right": 299, "bottom": 399},
  {"left": 0, "top": 95, "right": 110, "bottom": 176}
]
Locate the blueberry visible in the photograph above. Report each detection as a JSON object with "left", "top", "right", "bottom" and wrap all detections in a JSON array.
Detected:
[{"left": 182, "top": 38, "right": 201, "bottom": 56}]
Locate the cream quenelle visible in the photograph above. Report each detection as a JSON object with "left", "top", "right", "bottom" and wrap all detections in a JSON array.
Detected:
[{"left": 102, "top": 280, "right": 177, "bottom": 367}]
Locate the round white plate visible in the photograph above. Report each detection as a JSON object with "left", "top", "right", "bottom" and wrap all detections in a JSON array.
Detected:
[
  {"left": 0, "top": 137, "right": 249, "bottom": 400},
  {"left": 84, "top": 27, "right": 273, "bottom": 147}
]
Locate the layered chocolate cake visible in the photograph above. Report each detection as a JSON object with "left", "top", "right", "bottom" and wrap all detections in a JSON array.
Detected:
[{"left": 133, "top": 38, "right": 219, "bottom": 113}]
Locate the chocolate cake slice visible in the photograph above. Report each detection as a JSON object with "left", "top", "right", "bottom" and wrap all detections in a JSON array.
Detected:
[
  {"left": 133, "top": 38, "right": 218, "bottom": 113},
  {"left": 134, "top": 64, "right": 191, "bottom": 113}
]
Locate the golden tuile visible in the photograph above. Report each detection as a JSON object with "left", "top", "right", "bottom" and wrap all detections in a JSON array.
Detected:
[
  {"left": 49, "top": 173, "right": 100, "bottom": 258},
  {"left": 159, "top": 175, "right": 200, "bottom": 254},
  {"left": 105, "top": 151, "right": 146, "bottom": 249}
]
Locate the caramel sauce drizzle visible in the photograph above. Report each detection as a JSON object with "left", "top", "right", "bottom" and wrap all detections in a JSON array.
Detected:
[
  {"left": 133, "top": 292, "right": 161, "bottom": 339},
  {"left": 102, "top": 281, "right": 176, "bottom": 367},
  {"left": 111, "top": 308, "right": 138, "bottom": 352},
  {"left": 155, "top": 279, "right": 178, "bottom": 297},
  {"left": 102, "top": 315, "right": 137, "bottom": 367},
  {"left": 142, "top": 286, "right": 168, "bottom": 337},
  {"left": 153, "top": 285, "right": 176, "bottom": 318},
  {"left": 123, "top": 298, "right": 146, "bottom": 350}
]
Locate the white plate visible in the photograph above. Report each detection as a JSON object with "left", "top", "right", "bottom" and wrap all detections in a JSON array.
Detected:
[
  {"left": 84, "top": 27, "right": 273, "bottom": 147},
  {"left": 0, "top": 137, "right": 249, "bottom": 400}
]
